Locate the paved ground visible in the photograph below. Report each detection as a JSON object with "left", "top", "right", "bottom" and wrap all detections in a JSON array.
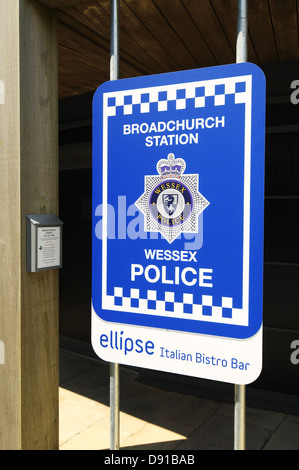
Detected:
[{"left": 59, "top": 349, "right": 299, "bottom": 450}]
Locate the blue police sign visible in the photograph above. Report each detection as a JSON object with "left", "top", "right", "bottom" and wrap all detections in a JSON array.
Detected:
[{"left": 92, "top": 63, "right": 266, "bottom": 384}]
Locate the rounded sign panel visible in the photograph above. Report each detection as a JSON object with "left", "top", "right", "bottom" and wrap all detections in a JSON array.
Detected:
[{"left": 92, "top": 63, "right": 266, "bottom": 384}]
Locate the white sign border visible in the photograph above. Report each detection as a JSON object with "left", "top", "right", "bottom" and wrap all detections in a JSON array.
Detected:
[{"left": 101, "top": 75, "right": 252, "bottom": 326}]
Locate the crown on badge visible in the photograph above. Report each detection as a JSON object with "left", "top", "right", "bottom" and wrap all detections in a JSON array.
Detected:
[{"left": 156, "top": 153, "right": 186, "bottom": 179}]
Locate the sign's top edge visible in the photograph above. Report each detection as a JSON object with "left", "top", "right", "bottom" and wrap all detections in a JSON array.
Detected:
[{"left": 93, "top": 62, "right": 265, "bottom": 98}]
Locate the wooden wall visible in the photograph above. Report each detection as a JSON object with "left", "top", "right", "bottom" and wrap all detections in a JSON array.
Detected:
[{"left": 0, "top": 0, "right": 59, "bottom": 449}]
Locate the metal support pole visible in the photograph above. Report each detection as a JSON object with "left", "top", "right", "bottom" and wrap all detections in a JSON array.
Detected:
[
  {"left": 110, "top": 0, "right": 120, "bottom": 452},
  {"left": 234, "top": 0, "right": 247, "bottom": 451},
  {"left": 234, "top": 384, "right": 246, "bottom": 450},
  {"left": 110, "top": 0, "right": 119, "bottom": 81},
  {"left": 236, "top": 0, "right": 248, "bottom": 63},
  {"left": 110, "top": 362, "right": 120, "bottom": 450}
]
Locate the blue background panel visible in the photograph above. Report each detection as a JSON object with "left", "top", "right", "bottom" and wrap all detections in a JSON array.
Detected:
[{"left": 92, "top": 63, "right": 266, "bottom": 339}]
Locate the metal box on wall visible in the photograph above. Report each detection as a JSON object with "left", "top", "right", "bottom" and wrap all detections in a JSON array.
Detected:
[{"left": 26, "top": 214, "right": 63, "bottom": 272}]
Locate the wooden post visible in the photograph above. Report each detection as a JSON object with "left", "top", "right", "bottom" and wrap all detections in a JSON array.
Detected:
[{"left": 0, "top": 0, "right": 59, "bottom": 449}]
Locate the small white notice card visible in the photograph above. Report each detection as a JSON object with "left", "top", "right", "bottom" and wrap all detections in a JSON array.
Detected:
[{"left": 37, "top": 226, "right": 61, "bottom": 269}]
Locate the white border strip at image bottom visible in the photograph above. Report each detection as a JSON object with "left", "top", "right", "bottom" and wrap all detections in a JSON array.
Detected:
[{"left": 91, "top": 306, "right": 262, "bottom": 385}]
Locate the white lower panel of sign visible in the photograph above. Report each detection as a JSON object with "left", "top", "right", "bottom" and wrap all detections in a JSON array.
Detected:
[{"left": 91, "top": 307, "right": 262, "bottom": 385}]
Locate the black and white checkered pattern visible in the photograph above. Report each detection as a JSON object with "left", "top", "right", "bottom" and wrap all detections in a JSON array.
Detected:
[
  {"left": 105, "top": 78, "right": 248, "bottom": 116},
  {"left": 109, "top": 287, "right": 244, "bottom": 325}
]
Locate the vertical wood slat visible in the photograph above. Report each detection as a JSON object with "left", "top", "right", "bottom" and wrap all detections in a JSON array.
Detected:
[
  {"left": 268, "top": 0, "right": 299, "bottom": 61},
  {"left": 0, "top": 0, "right": 59, "bottom": 450},
  {"left": 247, "top": 0, "right": 278, "bottom": 64},
  {"left": 0, "top": 0, "right": 21, "bottom": 449},
  {"left": 152, "top": 0, "right": 217, "bottom": 67},
  {"left": 121, "top": 0, "right": 198, "bottom": 70},
  {"left": 182, "top": 0, "right": 236, "bottom": 65},
  {"left": 100, "top": 0, "right": 181, "bottom": 72}
]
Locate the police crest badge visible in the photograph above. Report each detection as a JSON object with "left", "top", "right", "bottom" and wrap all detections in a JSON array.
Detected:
[{"left": 135, "top": 153, "right": 209, "bottom": 243}]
